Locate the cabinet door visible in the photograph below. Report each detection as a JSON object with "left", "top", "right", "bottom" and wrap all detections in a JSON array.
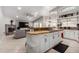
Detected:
[
  {"left": 67, "top": 30, "right": 70, "bottom": 38},
  {"left": 53, "top": 32, "right": 59, "bottom": 45},
  {"left": 27, "top": 35, "right": 42, "bottom": 53},
  {"left": 48, "top": 33, "right": 54, "bottom": 48},
  {"left": 32, "top": 34, "right": 53, "bottom": 53},
  {"left": 63, "top": 30, "right": 68, "bottom": 38},
  {"left": 27, "top": 34, "right": 47, "bottom": 53},
  {"left": 63, "top": 30, "right": 66, "bottom": 38},
  {"left": 39, "top": 35, "right": 46, "bottom": 52},
  {"left": 57, "top": 32, "right": 62, "bottom": 43},
  {"left": 42, "top": 33, "right": 55, "bottom": 52},
  {"left": 69, "top": 30, "right": 75, "bottom": 40},
  {"left": 58, "top": 31, "right": 62, "bottom": 40},
  {"left": 72, "top": 30, "right": 75, "bottom": 40},
  {"left": 78, "top": 31, "right": 79, "bottom": 41},
  {"left": 43, "top": 34, "right": 50, "bottom": 52},
  {"left": 68, "top": 30, "right": 72, "bottom": 39},
  {"left": 74, "top": 30, "right": 78, "bottom": 41},
  {"left": 64, "top": 30, "right": 70, "bottom": 38}
]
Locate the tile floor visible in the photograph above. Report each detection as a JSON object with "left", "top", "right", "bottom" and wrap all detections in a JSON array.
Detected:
[
  {"left": 0, "top": 34, "right": 79, "bottom": 53},
  {"left": 0, "top": 35, "right": 27, "bottom": 53}
]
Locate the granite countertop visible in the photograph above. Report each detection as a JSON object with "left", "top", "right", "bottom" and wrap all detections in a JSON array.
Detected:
[{"left": 27, "top": 29, "right": 63, "bottom": 35}]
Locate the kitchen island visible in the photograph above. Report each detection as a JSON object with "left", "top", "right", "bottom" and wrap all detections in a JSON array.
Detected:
[{"left": 26, "top": 29, "right": 63, "bottom": 53}]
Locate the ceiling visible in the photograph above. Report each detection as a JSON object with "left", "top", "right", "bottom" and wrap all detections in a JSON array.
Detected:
[
  {"left": 57, "top": 6, "right": 79, "bottom": 15},
  {"left": 1, "top": 6, "right": 79, "bottom": 21},
  {"left": 1, "top": 6, "right": 57, "bottom": 21},
  {"left": 1, "top": 6, "right": 44, "bottom": 18}
]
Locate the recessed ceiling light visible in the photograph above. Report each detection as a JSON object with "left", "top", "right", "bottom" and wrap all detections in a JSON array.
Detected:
[
  {"left": 16, "top": 16, "right": 19, "bottom": 18},
  {"left": 50, "top": 11, "right": 57, "bottom": 14},
  {"left": 17, "top": 7, "right": 22, "bottom": 10},
  {"left": 34, "top": 12, "right": 38, "bottom": 17}
]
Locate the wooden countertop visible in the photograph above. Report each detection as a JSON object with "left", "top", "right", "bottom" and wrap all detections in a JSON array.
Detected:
[{"left": 27, "top": 29, "right": 63, "bottom": 35}]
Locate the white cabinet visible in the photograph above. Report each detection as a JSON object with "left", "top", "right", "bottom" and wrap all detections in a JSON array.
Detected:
[
  {"left": 63, "top": 30, "right": 79, "bottom": 42},
  {"left": 27, "top": 34, "right": 48, "bottom": 53},
  {"left": 39, "top": 34, "right": 50, "bottom": 52},
  {"left": 26, "top": 31, "right": 62, "bottom": 53},
  {"left": 77, "top": 31, "right": 79, "bottom": 41},
  {"left": 44, "top": 34, "right": 50, "bottom": 51},
  {"left": 64, "top": 30, "right": 74, "bottom": 39},
  {"left": 69, "top": 30, "right": 75, "bottom": 39},
  {"left": 40, "top": 33, "right": 53, "bottom": 52},
  {"left": 39, "top": 34, "right": 46, "bottom": 52},
  {"left": 27, "top": 35, "right": 41, "bottom": 53},
  {"left": 48, "top": 33, "right": 54, "bottom": 49},
  {"left": 74, "top": 30, "right": 79, "bottom": 41},
  {"left": 53, "top": 32, "right": 61, "bottom": 45},
  {"left": 64, "top": 30, "right": 69, "bottom": 38}
]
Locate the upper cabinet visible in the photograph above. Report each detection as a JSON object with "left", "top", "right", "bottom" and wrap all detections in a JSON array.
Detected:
[
  {"left": 60, "top": 17, "right": 77, "bottom": 27},
  {"left": 33, "top": 15, "right": 57, "bottom": 28},
  {"left": 58, "top": 10, "right": 79, "bottom": 27}
]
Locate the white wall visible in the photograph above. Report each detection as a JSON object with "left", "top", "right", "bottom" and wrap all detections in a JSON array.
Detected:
[
  {"left": 0, "top": 7, "right": 4, "bottom": 38},
  {"left": 0, "top": 7, "right": 13, "bottom": 39}
]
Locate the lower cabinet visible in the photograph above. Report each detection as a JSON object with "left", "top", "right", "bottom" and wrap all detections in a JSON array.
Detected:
[
  {"left": 64, "top": 30, "right": 71, "bottom": 38},
  {"left": 74, "top": 30, "right": 79, "bottom": 41},
  {"left": 63, "top": 30, "right": 79, "bottom": 42},
  {"left": 63, "top": 30, "right": 68, "bottom": 38}
]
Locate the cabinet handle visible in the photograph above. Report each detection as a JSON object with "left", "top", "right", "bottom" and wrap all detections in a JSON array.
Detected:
[
  {"left": 58, "top": 34, "right": 59, "bottom": 37},
  {"left": 45, "top": 38, "right": 47, "bottom": 42},
  {"left": 53, "top": 35, "right": 54, "bottom": 39},
  {"left": 78, "top": 37, "right": 79, "bottom": 39}
]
